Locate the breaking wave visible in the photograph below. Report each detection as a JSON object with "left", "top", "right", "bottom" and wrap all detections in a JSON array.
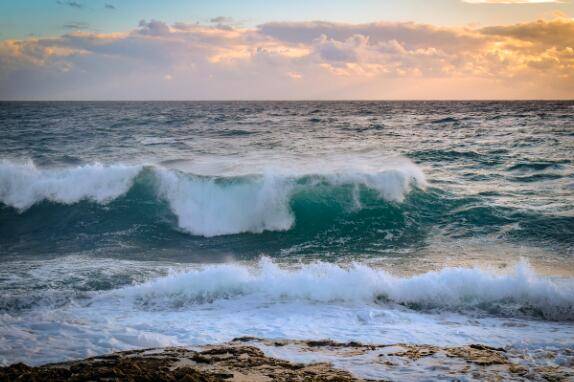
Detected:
[
  {"left": 116, "top": 258, "right": 574, "bottom": 321},
  {"left": 0, "top": 160, "right": 142, "bottom": 210},
  {"left": 0, "top": 160, "right": 426, "bottom": 237}
]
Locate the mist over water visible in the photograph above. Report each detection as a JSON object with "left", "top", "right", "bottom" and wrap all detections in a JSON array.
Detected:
[{"left": 0, "top": 101, "right": 573, "bottom": 366}]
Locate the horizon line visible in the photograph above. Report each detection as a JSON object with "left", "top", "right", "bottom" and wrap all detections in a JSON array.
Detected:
[{"left": 1, "top": 99, "right": 573, "bottom": 102}]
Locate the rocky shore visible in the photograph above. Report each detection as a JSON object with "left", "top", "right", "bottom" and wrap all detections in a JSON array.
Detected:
[{"left": 1, "top": 337, "right": 572, "bottom": 381}]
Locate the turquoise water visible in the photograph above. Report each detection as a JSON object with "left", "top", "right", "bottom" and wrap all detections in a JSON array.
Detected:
[
  {"left": 1, "top": 101, "right": 572, "bottom": 261},
  {"left": 0, "top": 101, "right": 573, "bottom": 366}
]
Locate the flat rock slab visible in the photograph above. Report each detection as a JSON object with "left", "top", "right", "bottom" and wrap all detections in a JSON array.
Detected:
[
  {"left": 2, "top": 339, "right": 573, "bottom": 381},
  {"left": 0, "top": 345, "right": 359, "bottom": 382}
]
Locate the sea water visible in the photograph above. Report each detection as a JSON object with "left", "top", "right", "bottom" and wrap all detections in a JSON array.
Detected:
[{"left": 0, "top": 101, "right": 573, "bottom": 371}]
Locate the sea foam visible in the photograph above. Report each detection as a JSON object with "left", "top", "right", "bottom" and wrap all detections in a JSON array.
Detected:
[
  {"left": 154, "top": 169, "right": 295, "bottom": 237},
  {"left": 118, "top": 258, "right": 574, "bottom": 320},
  {"left": 0, "top": 160, "right": 142, "bottom": 210}
]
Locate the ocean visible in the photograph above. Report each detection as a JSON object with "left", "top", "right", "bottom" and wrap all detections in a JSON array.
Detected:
[{"left": 1, "top": 101, "right": 573, "bottom": 377}]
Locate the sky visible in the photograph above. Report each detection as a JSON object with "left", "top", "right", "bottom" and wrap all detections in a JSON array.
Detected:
[{"left": 0, "top": 0, "right": 573, "bottom": 99}]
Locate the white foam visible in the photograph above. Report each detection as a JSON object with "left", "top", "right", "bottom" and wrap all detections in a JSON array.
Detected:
[
  {"left": 316, "top": 164, "right": 426, "bottom": 203},
  {"left": 154, "top": 170, "right": 295, "bottom": 237},
  {"left": 0, "top": 160, "right": 142, "bottom": 210},
  {"left": 138, "top": 137, "right": 178, "bottom": 145},
  {"left": 2, "top": 257, "right": 574, "bottom": 367},
  {"left": 119, "top": 258, "right": 574, "bottom": 320}
]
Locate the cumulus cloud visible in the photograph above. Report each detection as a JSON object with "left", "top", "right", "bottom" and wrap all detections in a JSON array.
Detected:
[
  {"left": 0, "top": 18, "right": 573, "bottom": 99},
  {"left": 137, "top": 19, "right": 172, "bottom": 36}
]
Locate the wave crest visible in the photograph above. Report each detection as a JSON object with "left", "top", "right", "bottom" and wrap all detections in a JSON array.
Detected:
[
  {"left": 0, "top": 160, "right": 142, "bottom": 210},
  {"left": 0, "top": 159, "right": 425, "bottom": 237},
  {"left": 118, "top": 258, "right": 574, "bottom": 321}
]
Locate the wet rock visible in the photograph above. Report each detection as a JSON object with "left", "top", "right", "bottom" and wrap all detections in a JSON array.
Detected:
[
  {"left": 3, "top": 340, "right": 572, "bottom": 381},
  {"left": 508, "top": 364, "right": 528, "bottom": 375},
  {"left": 386, "top": 345, "right": 438, "bottom": 360},
  {"left": 0, "top": 345, "right": 360, "bottom": 382},
  {"left": 446, "top": 344, "right": 508, "bottom": 365}
]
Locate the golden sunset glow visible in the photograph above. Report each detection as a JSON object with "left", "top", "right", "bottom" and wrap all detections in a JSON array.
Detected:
[{"left": 1, "top": 1, "right": 573, "bottom": 99}]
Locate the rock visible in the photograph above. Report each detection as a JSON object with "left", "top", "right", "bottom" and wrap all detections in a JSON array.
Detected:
[
  {"left": 2, "top": 339, "right": 572, "bottom": 381},
  {"left": 446, "top": 345, "right": 509, "bottom": 365},
  {"left": 0, "top": 345, "right": 360, "bottom": 382},
  {"left": 508, "top": 364, "right": 528, "bottom": 375}
]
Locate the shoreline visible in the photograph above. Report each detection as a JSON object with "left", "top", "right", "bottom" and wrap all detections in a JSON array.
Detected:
[{"left": 2, "top": 337, "right": 572, "bottom": 381}]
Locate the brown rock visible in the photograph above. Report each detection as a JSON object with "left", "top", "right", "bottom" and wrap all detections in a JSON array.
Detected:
[
  {"left": 446, "top": 345, "right": 508, "bottom": 365},
  {"left": 508, "top": 364, "right": 528, "bottom": 376},
  {"left": 0, "top": 345, "right": 361, "bottom": 382}
]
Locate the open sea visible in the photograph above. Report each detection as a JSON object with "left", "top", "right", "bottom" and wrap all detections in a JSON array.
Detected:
[{"left": 1, "top": 101, "right": 573, "bottom": 376}]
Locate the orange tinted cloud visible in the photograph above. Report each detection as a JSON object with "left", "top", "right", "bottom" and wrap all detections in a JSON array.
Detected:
[{"left": 1, "top": 18, "right": 573, "bottom": 99}]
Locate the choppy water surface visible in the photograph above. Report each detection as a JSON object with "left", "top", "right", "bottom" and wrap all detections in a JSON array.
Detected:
[{"left": 0, "top": 101, "right": 573, "bottom": 368}]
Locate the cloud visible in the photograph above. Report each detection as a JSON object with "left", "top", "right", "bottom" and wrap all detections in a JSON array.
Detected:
[
  {"left": 481, "top": 18, "right": 574, "bottom": 48},
  {"left": 0, "top": 18, "right": 573, "bottom": 99},
  {"left": 209, "top": 16, "right": 242, "bottom": 31},
  {"left": 210, "top": 17, "right": 233, "bottom": 24},
  {"left": 105, "top": 3, "right": 116, "bottom": 10},
  {"left": 62, "top": 22, "right": 90, "bottom": 30},
  {"left": 138, "top": 19, "right": 172, "bottom": 36},
  {"left": 258, "top": 21, "right": 486, "bottom": 53},
  {"left": 57, "top": 1, "right": 84, "bottom": 9}
]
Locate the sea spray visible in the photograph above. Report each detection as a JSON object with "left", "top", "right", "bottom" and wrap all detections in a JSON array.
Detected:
[
  {"left": 0, "top": 160, "right": 142, "bottom": 210},
  {"left": 116, "top": 258, "right": 574, "bottom": 320}
]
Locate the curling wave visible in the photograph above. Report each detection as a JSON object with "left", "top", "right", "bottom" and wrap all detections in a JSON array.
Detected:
[
  {"left": 117, "top": 258, "right": 574, "bottom": 321},
  {"left": 0, "top": 160, "right": 426, "bottom": 237}
]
